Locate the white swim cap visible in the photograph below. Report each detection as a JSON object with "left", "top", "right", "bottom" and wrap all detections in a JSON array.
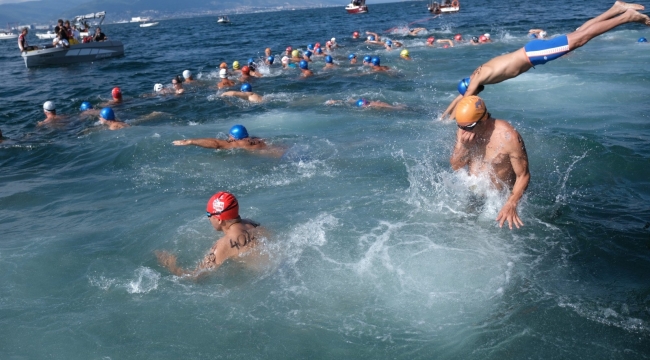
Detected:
[
  {"left": 43, "top": 101, "right": 55, "bottom": 111},
  {"left": 331, "top": 37, "right": 336, "bottom": 42},
  {"left": 281, "top": 56, "right": 289, "bottom": 64},
  {"left": 219, "top": 68, "right": 228, "bottom": 79},
  {"left": 540, "top": 31, "right": 547, "bottom": 38},
  {"left": 484, "top": 33, "right": 490, "bottom": 39},
  {"left": 182, "top": 70, "right": 192, "bottom": 79},
  {"left": 154, "top": 83, "right": 163, "bottom": 92}
]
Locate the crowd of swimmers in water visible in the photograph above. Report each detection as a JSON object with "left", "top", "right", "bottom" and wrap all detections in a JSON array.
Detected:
[{"left": 5, "top": 1, "right": 649, "bottom": 277}]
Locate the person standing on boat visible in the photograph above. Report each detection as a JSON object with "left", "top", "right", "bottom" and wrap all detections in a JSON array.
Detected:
[
  {"left": 93, "top": 27, "right": 107, "bottom": 42},
  {"left": 442, "top": 1, "right": 650, "bottom": 119},
  {"left": 18, "top": 28, "right": 38, "bottom": 52}
]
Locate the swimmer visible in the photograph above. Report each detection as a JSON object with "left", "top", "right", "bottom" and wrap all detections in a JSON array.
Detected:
[
  {"left": 266, "top": 55, "right": 274, "bottom": 65},
  {"left": 172, "top": 124, "right": 284, "bottom": 157},
  {"left": 98, "top": 107, "right": 129, "bottom": 130},
  {"left": 454, "top": 33, "right": 463, "bottom": 42},
  {"left": 217, "top": 68, "right": 235, "bottom": 89},
  {"left": 400, "top": 49, "right": 412, "bottom": 60},
  {"left": 436, "top": 39, "right": 454, "bottom": 47},
  {"left": 426, "top": 36, "right": 436, "bottom": 47},
  {"left": 326, "top": 98, "right": 405, "bottom": 109},
  {"left": 231, "top": 61, "right": 242, "bottom": 74},
  {"left": 326, "top": 38, "right": 338, "bottom": 50},
  {"left": 408, "top": 27, "right": 427, "bottom": 36},
  {"left": 156, "top": 191, "right": 270, "bottom": 277},
  {"left": 443, "top": 1, "right": 650, "bottom": 119},
  {"left": 470, "top": 36, "right": 481, "bottom": 45},
  {"left": 291, "top": 49, "right": 302, "bottom": 62},
  {"left": 281, "top": 56, "right": 296, "bottom": 69},
  {"left": 37, "top": 101, "right": 64, "bottom": 126},
  {"left": 480, "top": 33, "right": 493, "bottom": 43},
  {"left": 384, "top": 39, "right": 394, "bottom": 51},
  {"left": 639, "top": 37, "right": 648, "bottom": 42},
  {"left": 365, "top": 31, "right": 384, "bottom": 45},
  {"left": 362, "top": 55, "right": 372, "bottom": 66},
  {"left": 324, "top": 55, "right": 337, "bottom": 69},
  {"left": 349, "top": 53, "right": 357, "bottom": 64},
  {"left": 183, "top": 70, "right": 195, "bottom": 83},
  {"left": 449, "top": 96, "right": 530, "bottom": 230},
  {"left": 285, "top": 46, "right": 293, "bottom": 57},
  {"left": 240, "top": 65, "right": 253, "bottom": 81},
  {"left": 247, "top": 58, "right": 263, "bottom": 77},
  {"left": 352, "top": 31, "right": 360, "bottom": 39},
  {"left": 303, "top": 50, "right": 313, "bottom": 62},
  {"left": 99, "top": 87, "right": 123, "bottom": 106},
  {"left": 79, "top": 101, "right": 100, "bottom": 117},
  {"left": 370, "top": 57, "right": 390, "bottom": 72},
  {"left": 172, "top": 76, "right": 184, "bottom": 94},
  {"left": 313, "top": 47, "right": 325, "bottom": 57},
  {"left": 298, "top": 60, "right": 314, "bottom": 77},
  {"left": 528, "top": 29, "right": 547, "bottom": 39},
  {"left": 221, "top": 83, "right": 264, "bottom": 103},
  {"left": 264, "top": 47, "right": 272, "bottom": 58}
]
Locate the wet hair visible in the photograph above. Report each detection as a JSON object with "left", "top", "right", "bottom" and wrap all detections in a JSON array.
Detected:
[{"left": 172, "top": 75, "right": 183, "bottom": 84}]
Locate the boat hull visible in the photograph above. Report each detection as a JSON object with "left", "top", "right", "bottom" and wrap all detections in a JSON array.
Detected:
[
  {"left": 140, "top": 22, "right": 159, "bottom": 27},
  {"left": 21, "top": 40, "right": 124, "bottom": 68},
  {"left": 0, "top": 34, "right": 18, "bottom": 40},
  {"left": 345, "top": 5, "right": 368, "bottom": 13}
]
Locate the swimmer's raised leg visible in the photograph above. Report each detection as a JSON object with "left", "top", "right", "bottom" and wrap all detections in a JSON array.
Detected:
[
  {"left": 569, "top": 8, "right": 650, "bottom": 49},
  {"left": 578, "top": 1, "right": 645, "bottom": 31}
]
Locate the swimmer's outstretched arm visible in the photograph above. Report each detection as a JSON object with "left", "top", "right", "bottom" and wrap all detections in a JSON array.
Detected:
[
  {"left": 222, "top": 91, "right": 250, "bottom": 100},
  {"left": 172, "top": 138, "right": 230, "bottom": 149},
  {"left": 366, "top": 31, "right": 380, "bottom": 40},
  {"left": 496, "top": 132, "right": 530, "bottom": 230},
  {"left": 436, "top": 39, "right": 454, "bottom": 47}
]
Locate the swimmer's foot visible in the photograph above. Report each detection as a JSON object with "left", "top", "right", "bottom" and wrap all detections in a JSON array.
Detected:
[
  {"left": 628, "top": 9, "right": 650, "bottom": 25},
  {"left": 614, "top": 1, "right": 645, "bottom": 11}
]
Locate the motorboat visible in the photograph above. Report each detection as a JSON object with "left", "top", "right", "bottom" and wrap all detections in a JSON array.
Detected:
[
  {"left": 428, "top": 0, "right": 460, "bottom": 14},
  {"left": 36, "top": 31, "right": 57, "bottom": 40},
  {"left": 345, "top": 0, "right": 368, "bottom": 14},
  {"left": 131, "top": 17, "right": 151, "bottom": 22},
  {"left": 0, "top": 31, "right": 17, "bottom": 40},
  {"left": 217, "top": 16, "right": 230, "bottom": 23},
  {"left": 21, "top": 40, "right": 125, "bottom": 68},
  {"left": 139, "top": 22, "right": 159, "bottom": 27}
]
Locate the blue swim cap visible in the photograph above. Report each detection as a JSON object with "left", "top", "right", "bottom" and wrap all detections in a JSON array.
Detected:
[
  {"left": 229, "top": 125, "right": 249, "bottom": 140},
  {"left": 80, "top": 101, "right": 92, "bottom": 111},
  {"left": 368, "top": 35, "right": 375, "bottom": 41},
  {"left": 458, "top": 77, "right": 470, "bottom": 95},
  {"left": 100, "top": 107, "right": 115, "bottom": 120},
  {"left": 241, "top": 83, "right": 252, "bottom": 92},
  {"left": 356, "top": 99, "right": 369, "bottom": 107},
  {"left": 316, "top": 48, "right": 323, "bottom": 54},
  {"left": 305, "top": 50, "right": 312, "bottom": 58},
  {"left": 348, "top": 53, "right": 356, "bottom": 60},
  {"left": 639, "top": 37, "right": 648, "bottom": 43},
  {"left": 363, "top": 55, "right": 372, "bottom": 63},
  {"left": 248, "top": 57, "right": 255, "bottom": 65},
  {"left": 371, "top": 56, "right": 380, "bottom": 66},
  {"left": 386, "top": 40, "right": 393, "bottom": 47},
  {"left": 325, "top": 55, "right": 333, "bottom": 63},
  {"left": 299, "top": 60, "right": 309, "bottom": 69},
  {"left": 267, "top": 55, "right": 274, "bottom": 64},
  {"left": 308, "top": 44, "right": 314, "bottom": 51},
  {"left": 528, "top": 33, "right": 537, "bottom": 39}
]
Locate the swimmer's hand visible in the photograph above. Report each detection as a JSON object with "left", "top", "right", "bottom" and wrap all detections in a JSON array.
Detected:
[
  {"left": 155, "top": 250, "right": 183, "bottom": 276},
  {"left": 496, "top": 201, "right": 523, "bottom": 230},
  {"left": 172, "top": 140, "right": 191, "bottom": 146},
  {"left": 458, "top": 129, "right": 476, "bottom": 143}
]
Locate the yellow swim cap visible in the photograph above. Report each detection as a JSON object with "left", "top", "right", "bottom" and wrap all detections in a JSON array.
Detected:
[
  {"left": 455, "top": 96, "right": 488, "bottom": 125},
  {"left": 233, "top": 61, "right": 240, "bottom": 70},
  {"left": 291, "top": 50, "right": 299, "bottom": 57},
  {"left": 400, "top": 49, "right": 410, "bottom": 57}
]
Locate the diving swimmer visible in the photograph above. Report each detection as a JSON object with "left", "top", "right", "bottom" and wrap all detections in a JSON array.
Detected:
[
  {"left": 156, "top": 191, "right": 269, "bottom": 278},
  {"left": 221, "top": 83, "right": 264, "bottom": 103},
  {"left": 449, "top": 96, "right": 530, "bottom": 229},
  {"left": 172, "top": 124, "right": 284, "bottom": 156},
  {"left": 442, "top": 1, "right": 650, "bottom": 119}
]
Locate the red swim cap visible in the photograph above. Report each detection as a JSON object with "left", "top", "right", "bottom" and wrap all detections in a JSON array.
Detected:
[
  {"left": 479, "top": 35, "right": 487, "bottom": 42},
  {"left": 454, "top": 34, "right": 462, "bottom": 41},
  {"left": 206, "top": 191, "right": 239, "bottom": 221},
  {"left": 443, "top": 44, "right": 449, "bottom": 48},
  {"left": 315, "top": 42, "right": 321, "bottom": 48},
  {"left": 353, "top": 31, "right": 359, "bottom": 37},
  {"left": 112, "top": 87, "right": 122, "bottom": 99},
  {"left": 427, "top": 36, "right": 435, "bottom": 43},
  {"left": 241, "top": 65, "right": 250, "bottom": 74},
  {"left": 286, "top": 46, "right": 292, "bottom": 52}
]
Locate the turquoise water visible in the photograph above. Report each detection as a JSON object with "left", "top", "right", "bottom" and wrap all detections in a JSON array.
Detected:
[{"left": 1, "top": 0, "right": 650, "bottom": 358}]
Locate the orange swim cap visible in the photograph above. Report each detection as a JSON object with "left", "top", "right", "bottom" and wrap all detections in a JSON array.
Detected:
[
  {"left": 455, "top": 96, "right": 488, "bottom": 125},
  {"left": 220, "top": 62, "right": 227, "bottom": 69},
  {"left": 206, "top": 191, "right": 239, "bottom": 221}
]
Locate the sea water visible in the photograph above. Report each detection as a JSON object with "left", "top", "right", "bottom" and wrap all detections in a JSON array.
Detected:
[{"left": 1, "top": 0, "right": 649, "bottom": 358}]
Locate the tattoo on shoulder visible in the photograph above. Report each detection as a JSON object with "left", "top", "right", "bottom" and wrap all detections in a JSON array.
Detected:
[{"left": 471, "top": 66, "right": 482, "bottom": 77}]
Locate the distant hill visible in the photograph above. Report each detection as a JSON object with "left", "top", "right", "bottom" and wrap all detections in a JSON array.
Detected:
[{"left": 0, "top": 0, "right": 349, "bottom": 25}]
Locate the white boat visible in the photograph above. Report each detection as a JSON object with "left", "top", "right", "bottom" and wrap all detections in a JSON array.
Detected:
[
  {"left": 139, "top": 22, "right": 159, "bottom": 28},
  {"left": 131, "top": 17, "right": 151, "bottom": 23},
  {"left": 21, "top": 40, "right": 124, "bottom": 68},
  {"left": 217, "top": 16, "right": 230, "bottom": 23},
  {"left": 428, "top": 0, "right": 460, "bottom": 14},
  {"left": 36, "top": 31, "right": 57, "bottom": 40},
  {"left": 0, "top": 31, "right": 17, "bottom": 40},
  {"left": 345, "top": 0, "right": 368, "bottom": 14}
]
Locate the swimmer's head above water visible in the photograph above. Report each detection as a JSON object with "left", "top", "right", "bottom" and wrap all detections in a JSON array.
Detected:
[
  {"left": 454, "top": 34, "right": 462, "bottom": 41},
  {"left": 325, "top": 55, "right": 333, "bottom": 64},
  {"left": 240, "top": 83, "right": 252, "bottom": 93},
  {"left": 80, "top": 101, "right": 92, "bottom": 111},
  {"left": 43, "top": 101, "right": 55, "bottom": 112},
  {"left": 229, "top": 124, "right": 249, "bottom": 140},
  {"left": 356, "top": 98, "right": 369, "bottom": 107},
  {"left": 232, "top": 61, "right": 240, "bottom": 70},
  {"left": 427, "top": 36, "right": 435, "bottom": 44},
  {"left": 299, "top": 60, "right": 309, "bottom": 70},
  {"left": 206, "top": 191, "right": 240, "bottom": 221},
  {"left": 363, "top": 55, "right": 372, "bottom": 64},
  {"left": 371, "top": 56, "right": 381, "bottom": 66},
  {"left": 112, "top": 87, "right": 122, "bottom": 100},
  {"left": 100, "top": 107, "right": 115, "bottom": 121},
  {"left": 455, "top": 95, "right": 489, "bottom": 129},
  {"left": 291, "top": 50, "right": 300, "bottom": 58}
]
